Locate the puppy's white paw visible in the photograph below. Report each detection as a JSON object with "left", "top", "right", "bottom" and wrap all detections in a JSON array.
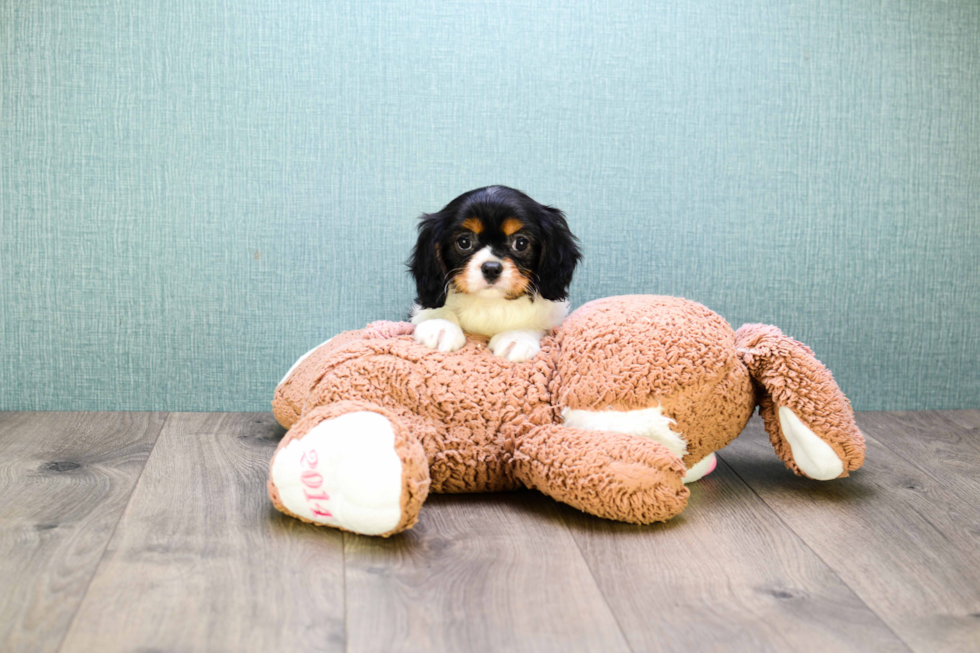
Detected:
[
  {"left": 489, "top": 329, "right": 544, "bottom": 362},
  {"left": 413, "top": 318, "right": 466, "bottom": 352}
]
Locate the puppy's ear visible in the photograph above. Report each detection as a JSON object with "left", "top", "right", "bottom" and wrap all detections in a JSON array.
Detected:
[
  {"left": 407, "top": 215, "right": 448, "bottom": 308},
  {"left": 535, "top": 206, "right": 582, "bottom": 301}
]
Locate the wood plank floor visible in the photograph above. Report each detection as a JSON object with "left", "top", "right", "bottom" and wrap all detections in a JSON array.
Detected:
[{"left": 1, "top": 410, "right": 978, "bottom": 653}]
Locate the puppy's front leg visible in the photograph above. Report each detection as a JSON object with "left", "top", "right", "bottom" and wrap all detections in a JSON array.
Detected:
[
  {"left": 488, "top": 329, "right": 545, "bottom": 363},
  {"left": 411, "top": 307, "right": 466, "bottom": 352}
]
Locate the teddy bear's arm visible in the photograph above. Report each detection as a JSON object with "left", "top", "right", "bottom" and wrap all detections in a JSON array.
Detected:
[
  {"left": 511, "top": 424, "right": 690, "bottom": 524},
  {"left": 735, "top": 324, "right": 865, "bottom": 479}
]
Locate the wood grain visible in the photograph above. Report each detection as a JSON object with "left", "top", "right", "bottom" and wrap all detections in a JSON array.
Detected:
[
  {"left": 58, "top": 412, "right": 347, "bottom": 653},
  {"left": 0, "top": 411, "right": 166, "bottom": 653},
  {"left": 4, "top": 410, "right": 978, "bottom": 652},
  {"left": 343, "top": 491, "right": 632, "bottom": 653},
  {"left": 940, "top": 409, "right": 980, "bottom": 437},
  {"left": 720, "top": 414, "right": 980, "bottom": 653},
  {"left": 561, "top": 454, "right": 908, "bottom": 653}
]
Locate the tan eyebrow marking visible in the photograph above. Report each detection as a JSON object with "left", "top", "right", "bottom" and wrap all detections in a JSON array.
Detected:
[
  {"left": 502, "top": 218, "right": 524, "bottom": 236},
  {"left": 461, "top": 217, "right": 483, "bottom": 234}
]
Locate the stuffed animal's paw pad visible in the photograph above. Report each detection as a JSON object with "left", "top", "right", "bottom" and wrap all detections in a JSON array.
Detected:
[{"left": 270, "top": 411, "right": 405, "bottom": 535}]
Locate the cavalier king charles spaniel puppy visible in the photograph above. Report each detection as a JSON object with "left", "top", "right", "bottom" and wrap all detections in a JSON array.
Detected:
[{"left": 407, "top": 186, "right": 581, "bottom": 362}]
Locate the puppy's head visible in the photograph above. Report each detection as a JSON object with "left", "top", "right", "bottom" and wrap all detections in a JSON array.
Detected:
[{"left": 408, "top": 186, "right": 582, "bottom": 308}]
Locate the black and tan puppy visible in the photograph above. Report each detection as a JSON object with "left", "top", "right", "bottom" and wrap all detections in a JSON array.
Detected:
[{"left": 407, "top": 186, "right": 581, "bottom": 362}]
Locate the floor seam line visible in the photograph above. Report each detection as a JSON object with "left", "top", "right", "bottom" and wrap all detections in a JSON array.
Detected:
[
  {"left": 342, "top": 531, "right": 350, "bottom": 653},
  {"left": 52, "top": 411, "right": 173, "bottom": 653},
  {"left": 555, "top": 505, "right": 636, "bottom": 653},
  {"left": 861, "top": 415, "right": 980, "bottom": 487}
]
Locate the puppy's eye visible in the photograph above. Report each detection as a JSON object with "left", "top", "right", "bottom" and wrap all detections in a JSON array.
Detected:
[
  {"left": 512, "top": 236, "right": 530, "bottom": 252},
  {"left": 456, "top": 235, "right": 473, "bottom": 251}
]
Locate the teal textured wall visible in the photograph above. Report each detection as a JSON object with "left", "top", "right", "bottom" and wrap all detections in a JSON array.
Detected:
[{"left": 2, "top": 0, "right": 978, "bottom": 412}]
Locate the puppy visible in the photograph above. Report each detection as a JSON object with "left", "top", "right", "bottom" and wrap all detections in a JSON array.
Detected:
[{"left": 407, "top": 186, "right": 581, "bottom": 362}]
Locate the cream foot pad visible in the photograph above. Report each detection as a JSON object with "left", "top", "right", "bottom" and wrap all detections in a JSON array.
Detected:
[{"left": 271, "top": 411, "right": 404, "bottom": 535}]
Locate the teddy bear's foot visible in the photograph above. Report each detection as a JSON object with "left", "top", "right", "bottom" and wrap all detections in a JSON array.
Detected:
[
  {"left": 682, "top": 452, "right": 717, "bottom": 483},
  {"left": 268, "top": 402, "right": 429, "bottom": 536}
]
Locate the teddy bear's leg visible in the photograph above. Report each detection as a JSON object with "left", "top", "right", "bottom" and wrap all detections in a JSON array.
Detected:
[
  {"left": 512, "top": 424, "right": 690, "bottom": 524},
  {"left": 268, "top": 400, "right": 430, "bottom": 537},
  {"left": 561, "top": 405, "right": 719, "bottom": 484},
  {"left": 735, "top": 324, "right": 865, "bottom": 480},
  {"left": 272, "top": 321, "right": 416, "bottom": 429}
]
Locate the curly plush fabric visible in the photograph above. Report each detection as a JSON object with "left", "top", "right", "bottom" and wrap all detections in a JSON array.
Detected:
[
  {"left": 734, "top": 324, "right": 865, "bottom": 476},
  {"left": 554, "top": 296, "right": 757, "bottom": 468},
  {"left": 268, "top": 295, "right": 865, "bottom": 536}
]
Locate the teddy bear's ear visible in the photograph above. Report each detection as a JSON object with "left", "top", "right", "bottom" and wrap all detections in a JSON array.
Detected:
[
  {"left": 534, "top": 205, "right": 582, "bottom": 302},
  {"left": 735, "top": 323, "right": 865, "bottom": 479},
  {"left": 407, "top": 214, "right": 449, "bottom": 308}
]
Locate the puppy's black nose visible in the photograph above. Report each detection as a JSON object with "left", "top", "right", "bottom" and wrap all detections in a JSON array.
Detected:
[{"left": 481, "top": 261, "right": 503, "bottom": 282}]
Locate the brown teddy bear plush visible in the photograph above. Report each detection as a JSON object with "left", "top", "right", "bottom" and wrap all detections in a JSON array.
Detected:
[{"left": 268, "top": 295, "right": 864, "bottom": 537}]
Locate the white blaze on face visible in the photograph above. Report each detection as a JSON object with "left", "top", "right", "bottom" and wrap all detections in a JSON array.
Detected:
[
  {"left": 460, "top": 247, "right": 523, "bottom": 297},
  {"left": 460, "top": 246, "right": 515, "bottom": 296}
]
